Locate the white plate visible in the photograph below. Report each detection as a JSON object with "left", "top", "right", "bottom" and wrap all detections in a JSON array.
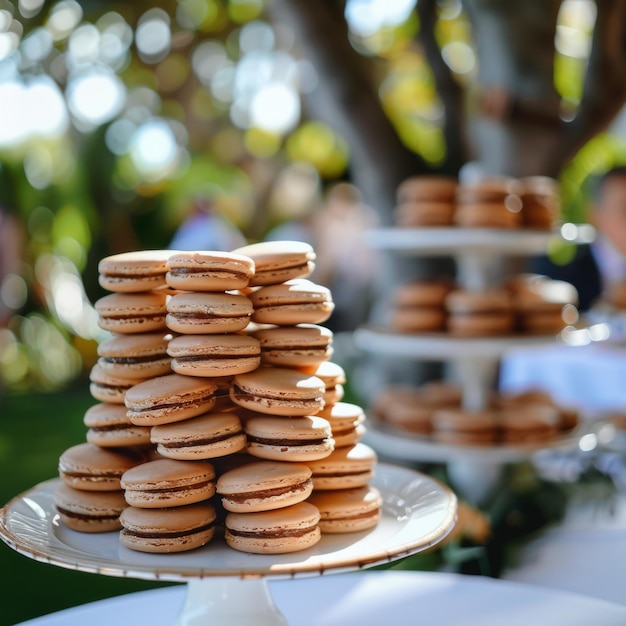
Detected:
[
  {"left": 0, "top": 464, "right": 457, "bottom": 583},
  {"left": 364, "top": 418, "right": 584, "bottom": 463},
  {"left": 364, "top": 227, "right": 559, "bottom": 256}
]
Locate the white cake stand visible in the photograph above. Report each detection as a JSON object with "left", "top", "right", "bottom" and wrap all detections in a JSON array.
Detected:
[{"left": 0, "top": 464, "right": 457, "bottom": 626}]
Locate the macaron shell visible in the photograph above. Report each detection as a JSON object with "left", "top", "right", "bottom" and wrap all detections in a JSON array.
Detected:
[
  {"left": 96, "top": 332, "right": 173, "bottom": 380},
  {"left": 216, "top": 460, "right": 313, "bottom": 512},
  {"left": 167, "top": 334, "right": 261, "bottom": 377},
  {"left": 231, "top": 367, "right": 325, "bottom": 416},
  {"left": 95, "top": 292, "right": 168, "bottom": 334},
  {"left": 98, "top": 250, "right": 174, "bottom": 293},
  {"left": 306, "top": 442, "right": 376, "bottom": 490},
  {"left": 120, "top": 503, "right": 216, "bottom": 553},
  {"left": 83, "top": 402, "right": 152, "bottom": 447},
  {"left": 307, "top": 486, "right": 383, "bottom": 533},
  {"left": 125, "top": 373, "right": 218, "bottom": 426},
  {"left": 54, "top": 483, "right": 128, "bottom": 533},
  {"left": 249, "top": 280, "right": 334, "bottom": 326},
  {"left": 120, "top": 458, "right": 216, "bottom": 507},
  {"left": 89, "top": 363, "right": 148, "bottom": 404},
  {"left": 150, "top": 412, "right": 247, "bottom": 460},
  {"left": 59, "top": 443, "right": 144, "bottom": 491},
  {"left": 244, "top": 415, "right": 334, "bottom": 462},
  {"left": 224, "top": 501, "right": 321, "bottom": 553},
  {"left": 165, "top": 292, "right": 253, "bottom": 334},
  {"left": 253, "top": 324, "right": 334, "bottom": 368},
  {"left": 232, "top": 241, "right": 316, "bottom": 286},
  {"left": 165, "top": 251, "right": 254, "bottom": 292}
]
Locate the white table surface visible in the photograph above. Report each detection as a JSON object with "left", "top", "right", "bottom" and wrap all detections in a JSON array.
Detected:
[
  {"left": 16, "top": 570, "right": 626, "bottom": 626},
  {"left": 499, "top": 341, "right": 626, "bottom": 414}
]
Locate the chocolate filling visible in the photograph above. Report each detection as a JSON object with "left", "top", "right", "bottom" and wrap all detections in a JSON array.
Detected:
[
  {"left": 222, "top": 479, "right": 312, "bottom": 502},
  {"left": 313, "top": 470, "right": 370, "bottom": 478},
  {"left": 60, "top": 471, "right": 122, "bottom": 480},
  {"left": 169, "top": 313, "right": 248, "bottom": 320},
  {"left": 128, "top": 392, "right": 216, "bottom": 413},
  {"left": 131, "top": 480, "right": 214, "bottom": 494},
  {"left": 56, "top": 507, "right": 121, "bottom": 521},
  {"left": 175, "top": 355, "right": 257, "bottom": 362},
  {"left": 102, "top": 354, "right": 168, "bottom": 365},
  {"left": 123, "top": 521, "right": 215, "bottom": 539},
  {"left": 232, "top": 385, "right": 320, "bottom": 404},
  {"left": 104, "top": 271, "right": 165, "bottom": 279},
  {"left": 168, "top": 268, "right": 249, "bottom": 279},
  {"left": 91, "top": 382, "right": 133, "bottom": 391},
  {"left": 158, "top": 431, "right": 244, "bottom": 448},
  {"left": 227, "top": 525, "right": 315, "bottom": 539},
  {"left": 102, "top": 314, "right": 165, "bottom": 320},
  {"left": 247, "top": 436, "right": 328, "bottom": 447}
]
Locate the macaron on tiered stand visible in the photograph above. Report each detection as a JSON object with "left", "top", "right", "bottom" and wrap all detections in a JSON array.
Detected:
[
  {"left": 0, "top": 244, "right": 457, "bottom": 626},
  {"left": 354, "top": 175, "right": 594, "bottom": 505}
]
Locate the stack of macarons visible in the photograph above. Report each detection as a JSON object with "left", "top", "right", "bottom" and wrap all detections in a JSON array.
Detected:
[
  {"left": 54, "top": 241, "right": 384, "bottom": 554},
  {"left": 371, "top": 381, "right": 579, "bottom": 445},
  {"left": 387, "top": 274, "right": 578, "bottom": 337},
  {"left": 392, "top": 175, "right": 561, "bottom": 231}
]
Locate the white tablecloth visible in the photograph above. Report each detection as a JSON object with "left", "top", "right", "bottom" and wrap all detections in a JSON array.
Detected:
[
  {"left": 16, "top": 571, "right": 626, "bottom": 626},
  {"left": 499, "top": 342, "right": 626, "bottom": 413}
]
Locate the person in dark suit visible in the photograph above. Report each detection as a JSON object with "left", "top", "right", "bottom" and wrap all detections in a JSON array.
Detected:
[{"left": 532, "top": 166, "right": 626, "bottom": 312}]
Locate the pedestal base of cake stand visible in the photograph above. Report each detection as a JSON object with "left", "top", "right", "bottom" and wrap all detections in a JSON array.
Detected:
[
  {"left": 176, "top": 577, "right": 287, "bottom": 626},
  {"left": 446, "top": 459, "right": 504, "bottom": 507}
]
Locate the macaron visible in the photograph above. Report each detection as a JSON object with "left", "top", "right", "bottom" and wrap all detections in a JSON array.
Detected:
[
  {"left": 317, "top": 401, "right": 366, "bottom": 447},
  {"left": 431, "top": 408, "right": 498, "bottom": 445},
  {"left": 302, "top": 361, "right": 346, "bottom": 406},
  {"left": 165, "top": 250, "right": 254, "bottom": 292},
  {"left": 150, "top": 411, "right": 247, "bottom": 460},
  {"left": 396, "top": 175, "right": 458, "bottom": 203},
  {"left": 445, "top": 289, "right": 515, "bottom": 336},
  {"left": 230, "top": 367, "right": 325, "bottom": 416},
  {"left": 125, "top": 373, "right": 218, "bottom": 426},
  {"left": 394, "top": 201, "right": 455, "bottom": 227},
  {"left": 95, "top": 292, "right": 168, "bottom": 334},
  {"left": 306, "top": 442, "right": 376, "bottom": 490},
  {"left": 98, "top": 250, "right": 174, "bottom": 293},
  {"left": 231, "top": 240, "right": 316, "bottom": 286},
  {"left": 244, "top": 414, "right": 334, "bottom": 461},
  {"left": 224, "top": 501, "right": 321, "bottom": 554},
  {"left": 253, "top": 324, "right": 334, "bottom": 368},
  {"left": 96, "top": 332, "right": 173, "bottom": 380},
  {"left": 54, "top": 482, "right": 128, "bottom": 532},
  {"left": 167, "top": 333, "right": 261, "bottom": 377},
  {"left": 83, "top": 402, "right": 152, "bottom": 448},
  {"left": 59, "top": 443, "right": 144, "bottom": 491},
  {"left": 216, "top": 460, "right": 313, "bottom": 512},
  {"left": 499, "top": 405, "right": 560, "bottom": 444},
  {"left": 249, "top": 279, "right": 334, "bottom": 326},
  {"left": 165, "top": 292, "right": 253, "bottom": 335},
  {"left": 307, "top": 485, "right": 383, "bottom": 533},
  {"left": 89, "top": 363, "right": 147, "bottom": 404},
  {"left": 120, "top": 458, "right": 216, "bottom": 508},
  {"left": 120, "top": 502, "right": 216, "bottom": 553}
]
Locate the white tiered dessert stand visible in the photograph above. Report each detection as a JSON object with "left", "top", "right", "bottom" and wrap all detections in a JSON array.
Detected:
[
  {"left": 0, "top": 463, "right": 456, "bottom": 625},
  {"left": 355, "top": 226, "right": 592, "bottom": 504}
]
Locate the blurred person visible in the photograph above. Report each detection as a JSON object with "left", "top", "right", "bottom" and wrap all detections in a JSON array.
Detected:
[
  {"left": 532, "top": 166, "right": 626, "bottom": 312},
  {"left": 169, "top": 195, "right": 247, "bottom": 252},
  {"left": 266, "top": 183, "right": 380, "bottom": 332}
]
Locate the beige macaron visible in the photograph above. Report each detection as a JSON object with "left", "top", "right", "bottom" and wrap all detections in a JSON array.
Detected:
[
  {"left": 120, "top": 502, "right": 216, "bottom": 553},
  {"left": 165, "top": 250, "right": 255, "bottom": 292},
  {"left": 95, "top": 292, "right": 168, "bottom": 334},
  {"left": 232, "top": 240, "right": 316, "bottom": 286},
  {"left": 308, "top": 485, "right": 383, "bottom": 533},
  {"left": 306, "top": 442, "right": 376, "bottom": 490},
  {"left": 83, "top": 402, "right": 152, "bottom": 448},
  {"left": 120, "top": 458, "right": 216, "bottom": 508},
  {"left": 253, "top": 324, "right": 334, "bottom": 368},
  {"left": 224, "top": 501, "right": 321, "bottom": 554},
  {"left": 216, "top": 460, "right": 313, "bottom": 512},
  {"left": 98, "top": 250, "right": 175, "bottom": 293}
]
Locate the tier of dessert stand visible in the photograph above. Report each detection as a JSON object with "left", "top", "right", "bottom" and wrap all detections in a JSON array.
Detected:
[
  {"left": 0, "top": 464, "right": 456, "bottom": 625},
  {"left": 355, "top": 225, "right": 594, "bottom": 505}
]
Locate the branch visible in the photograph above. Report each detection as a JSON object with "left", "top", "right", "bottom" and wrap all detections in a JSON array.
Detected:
[
  {"left": 416, "top": 0, "right": 469, "bottom": 174},
  {"left": 553, "top": 0, "right": 626, "bottom": 165},
  {"left": 266, "top": 0, "right": 428, "bottom": 221}
]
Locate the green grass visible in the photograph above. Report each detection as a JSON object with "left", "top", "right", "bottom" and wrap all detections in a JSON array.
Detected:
[{"left": 0, "top": 381, "right": 173, "bottom": 626}]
